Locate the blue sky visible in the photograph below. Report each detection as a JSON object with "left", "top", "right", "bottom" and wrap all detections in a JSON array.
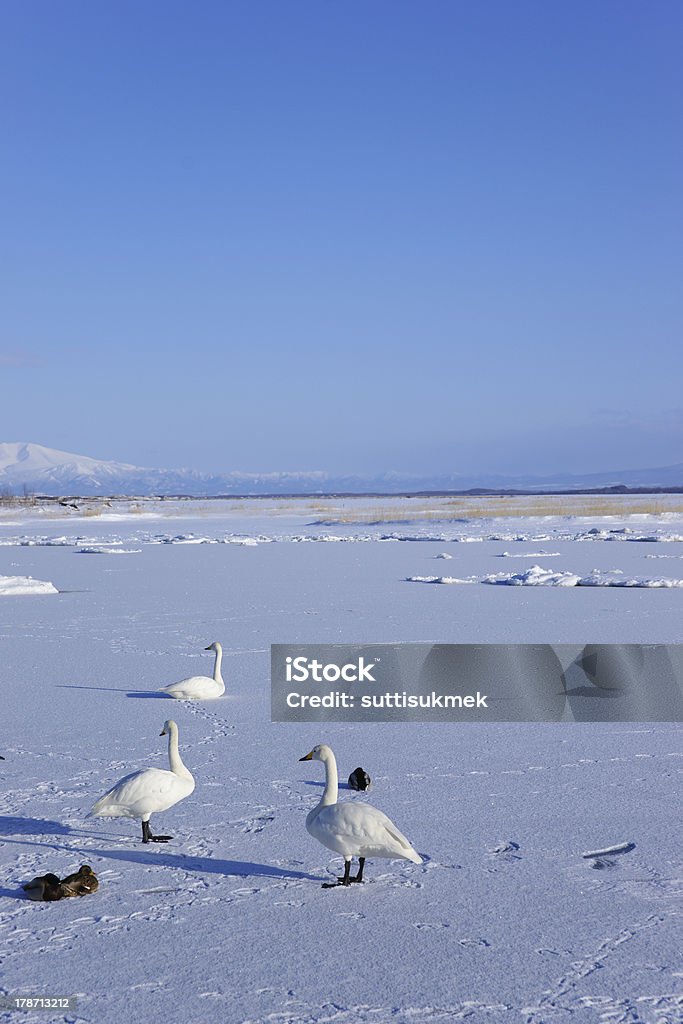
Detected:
[{"left": 1, "top": 1, "right": 681, "bottom": 476}]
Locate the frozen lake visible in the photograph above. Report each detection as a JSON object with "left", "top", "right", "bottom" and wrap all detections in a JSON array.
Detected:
[{"left": 1, "top": 497, "right": 681, "bottom": 1023}]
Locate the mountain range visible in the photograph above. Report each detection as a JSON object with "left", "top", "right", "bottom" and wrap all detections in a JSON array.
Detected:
[{"left": 1, "top": 442, "right": 682, "bottom": 497}]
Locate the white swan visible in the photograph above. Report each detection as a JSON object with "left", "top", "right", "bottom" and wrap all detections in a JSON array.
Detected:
[
  {"left": 88, "top": 720, "right": 195, "bottom": 843},
  {"left": 299, "top": 744, "right": 422, "bottom": 887},
  {"left": 162, "top": 641, "right": 224, "bottom": 700}
]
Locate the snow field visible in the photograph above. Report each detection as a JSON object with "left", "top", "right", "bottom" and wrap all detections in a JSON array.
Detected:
[{"left": 0, "top": 497, "right": 681, "bottom": 1023}]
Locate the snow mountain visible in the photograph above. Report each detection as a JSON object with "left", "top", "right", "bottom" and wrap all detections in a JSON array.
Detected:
[
  {"left": 0, "top": 442, "right": 681, "bottom": 496},
  {"left": 0, "top": 443, "right": 325, "bottom": 497}
]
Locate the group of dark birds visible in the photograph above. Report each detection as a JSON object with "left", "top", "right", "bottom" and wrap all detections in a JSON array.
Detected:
[{"left": 22, "top": 865, "right": 99, "bottom": 902}]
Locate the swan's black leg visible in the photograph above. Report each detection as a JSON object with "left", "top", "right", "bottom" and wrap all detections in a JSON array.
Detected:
[
  {"left": 142, "top": 820, "right": 172, "bottom": 844},
  {"left": 322, "top": 860, "right": 352, "bottom": 888},
  {"left": 352, "top": 857, "right": 365, "bottom": 883}
]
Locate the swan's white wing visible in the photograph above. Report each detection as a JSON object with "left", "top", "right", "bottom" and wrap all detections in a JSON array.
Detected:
[
  {"left": 162, "top": 674, "right": 223, "bottom": 699},
  {"left": 312, "top": 802, "right": 421, "bottom": 862},
  {"left": 89, "top": 768, "right": 193, "bottom": 818}
]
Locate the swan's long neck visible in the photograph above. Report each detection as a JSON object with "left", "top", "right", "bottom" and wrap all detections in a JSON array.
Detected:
[
  {"left": 319, "top": 749, "right": 338, "bottom": 808},
  {"left": 167, "top": 726, "right": 193, "bottom": 780},
  {"left": 213, "top": 644, "right": 223, "bottom": 683}
]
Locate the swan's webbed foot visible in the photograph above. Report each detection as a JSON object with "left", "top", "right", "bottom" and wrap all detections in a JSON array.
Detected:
[{"left": 142, "top": 821, "right": 172, "bottom": 844}]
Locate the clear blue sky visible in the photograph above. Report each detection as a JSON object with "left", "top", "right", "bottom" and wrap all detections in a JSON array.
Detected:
[{"left": 1, "top": 1, "right": 681, "bottom": 476}]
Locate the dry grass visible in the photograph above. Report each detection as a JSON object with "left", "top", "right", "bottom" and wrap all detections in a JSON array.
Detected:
[
  {"left": 0, "top": 490, "right": 37, "bottom": 508},
  {"left": 2, "top": 492, "right": 680, "bottom": 524},
  {"left": 304, "top": 495, "right": 683, "bottom": 523}
]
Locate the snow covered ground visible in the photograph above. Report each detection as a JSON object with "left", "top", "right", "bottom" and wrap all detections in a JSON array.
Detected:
[{"left": 1, "top": 496, "right": 681, "bottom": 1023}]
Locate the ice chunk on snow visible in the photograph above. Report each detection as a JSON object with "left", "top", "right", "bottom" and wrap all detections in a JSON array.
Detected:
[
  {"left": 406, "top": 575, "right": 474, "bottom": 584},
  {"left": 407, "top": 565, "right": 683, "bottom": 587},
  {"left": 582, "top": 841, "right": 635, "bottom": 858},
  {"left": 578, "top": 572, "right": 683, "bottom": 587},
  {"left": 162, "top": 534, "right": 213, "bottom": 544},
  {"left": 0, "top": 574, "right": 58, "bottom": 596},
  {"left": 497, "top": 550, "right": 561, "bottom": 558},
  {"left": 483, "top": 565, "right": 582, "bottom": 586},
  {"left": 77, "top": 546, "right": 141, "bottom": 554}
]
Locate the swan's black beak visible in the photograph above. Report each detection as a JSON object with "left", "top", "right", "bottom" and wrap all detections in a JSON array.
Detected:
[
  {"left": 299, "top": 751, "right": 313, "bottom": 761},
  {"left": 160, "top": 728, "right": 167, "bottom": 736},
  {"left": 204, "top": 644, "right": 213, "bottom": 650}
]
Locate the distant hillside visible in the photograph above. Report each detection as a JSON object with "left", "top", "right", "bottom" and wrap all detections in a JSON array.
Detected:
[{"left": 1, "top": 442, "right": 682, "bottom": 496}]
